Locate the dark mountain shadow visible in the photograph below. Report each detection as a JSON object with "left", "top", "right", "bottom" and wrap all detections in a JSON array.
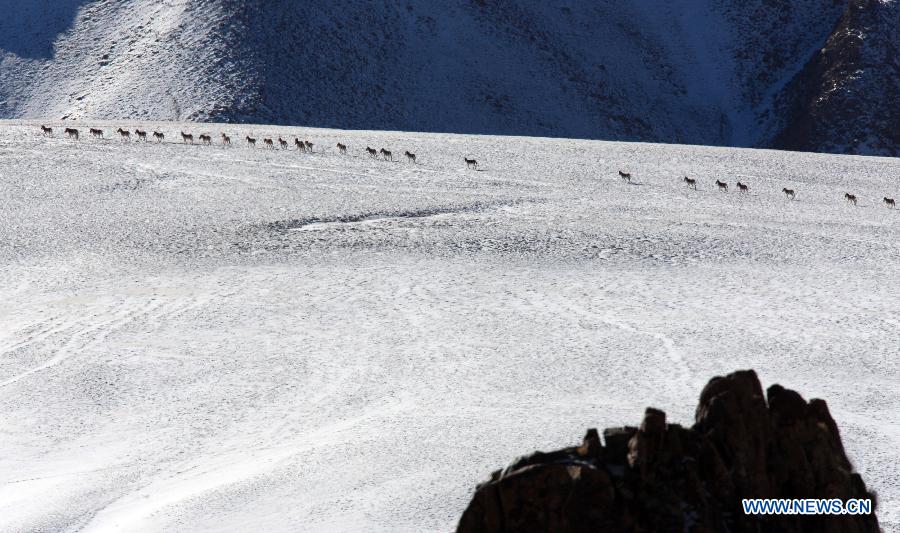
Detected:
[{"left": 0, "top": 0, "right": 88, "bottom": 59}]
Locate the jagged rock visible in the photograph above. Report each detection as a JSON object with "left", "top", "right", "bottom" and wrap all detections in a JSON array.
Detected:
[
  {"left": 457, "top": 370, "right": 879, "bottom": 533},
  {"left": 773, "top": 0, "right": 899, "bottom": 155},
  {"left": 602, "top": 426, "right": 637, "bottom": 465}
]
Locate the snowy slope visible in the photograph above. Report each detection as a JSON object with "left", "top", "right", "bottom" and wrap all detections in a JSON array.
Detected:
[
  {"left": 0, "top": 1, "right": 894, "bottom": 156},
  {"left": 1, "top": 121, "right": 899, "bottom": 531}
]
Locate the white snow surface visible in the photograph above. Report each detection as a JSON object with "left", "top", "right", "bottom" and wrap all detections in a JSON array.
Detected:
[{"left": 1, "top": 121, "right": 899, "bottom": 532}]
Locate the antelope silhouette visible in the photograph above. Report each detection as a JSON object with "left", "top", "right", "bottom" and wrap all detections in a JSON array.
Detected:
[
  {"left": 116, "top": 128, "right": 131, "bottom": 140},
  {"left": 736, "top": 181, "right": 749, "bottom": 193},
  {"left": 366, "top": 146, "right": 377, "bottom": 158},
  {"left": 246, "top": 135, "right": 257, "bottom": 147},
  {"left": 715, "top": 180, "right": 728, "bottom": 191},
  {"left": 337, "top": 143, "right": 347, "bottom": 154},
  {"left": 783, "top": 188, "right": 796, "bottom": 200},
  {"left": 153, "top": 131, "right": 165, "bottom": 142},
  {"left": 380, "top": 148, "right": 393, "bottom": 161},
  {"left": 844, "top": 193, "right": 858, "bottom": 205},
  {"left": 682, "top": 177, "right": 697, "bottom": 190},
  {"left": 295, "top": 138, "right": 306, "bottom": 152},
  {"left": 40, "top": 125, "right": 53, "bottom": 136},
  {"left": 464, "top": 157, "right": 478, "bottom": 169},
  {"left": 135, "top": 129, "right": 147, "bottom": 141},
  {"left": 64, "top": 128, "right": 79, "bottom": 140},
  {"left": 884, "top": 197, "right": 896, "bottom": 208},
  {"left": 404, "top": 150, "right": 416, "bottom": 163},
  {"left": 199, "top": 134, "right": 212, "bottom": 145},
  {"left": 181, "top": 131, "right": 194, "bottom": 144},
  {"left": 279, "top": 137, "right": 288, "bottom": 149},
  {"left": 89, "top": 128, "right": 103, "bottom": 138},
  {"left": 618, "top": 170, "right": 632, "bottom": 183},
  {"left": 221, "top": 133, "right": 231, "bottom": 145},
  {"left": 263, "top": 138, "right": 274, "bottom": 149},
  {"left": 305, "top": 140, "right": 313, "bottom": 152}
]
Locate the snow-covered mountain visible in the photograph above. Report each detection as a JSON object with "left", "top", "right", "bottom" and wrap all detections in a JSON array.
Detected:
[{"left": 0, "top": 0, "right": 896, "bottom": 156}]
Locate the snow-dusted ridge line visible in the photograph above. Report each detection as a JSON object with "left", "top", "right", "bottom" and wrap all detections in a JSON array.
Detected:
[{"left": 0, "top": 1, "right": 895, "bottom": 155}]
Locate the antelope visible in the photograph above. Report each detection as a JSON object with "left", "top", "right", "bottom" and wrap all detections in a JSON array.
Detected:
[
  {"left": 782, "top": 188, "right": 796, "bottom": 200},
  {"left": 181, "top": 131, "right": 194, "bottom": 144},
  {"left": 152, "top": 131, "right": 165, "bottom": 142},
  {"left": 366, "top": 146, "right": 378, "bottom": 158},
  {"left": 884, "top": 197, "right": 896, "bottom": 208},
  {"left": 682, "top": 176, "right": 697, "bottom": 190},
  {"left": 336, "top": 143, "right": 347, "bottom": 154},
  {"left": 295, "top": 138, "right": 306, "bottom": 152},
  {"left": 246, "top": 135, "right": 257, "bottom": 147},
  {"left": 404, "top": 150, "right": 416, "bottom": 163},
  {"left": 89, "top": 128, "right": 104, "bottom": 138},
  {"left": 715, "top": 179, "right": 728, "bottom": 191},
  {"left": 221, "top": 133, "right": 231, "bottom": 145},
  {"left": 465, "top": 157, "right": 478, "bottom": 169},
  {"left": 64, "top": 127, "right": 79, "bottom": 140},
  {"left": 618, "top": 170, "right": 632, "bottom": 183},
  {"left": 199, "top": 134, "right": 212, "bottom": 145},
  {"left": 844, "top": 192, "right": 858, "bottom": 205},
  {"left": 135, "top": 129, "right": 147, "bottom": 141},
  {"left": 279, "top": 137, "right": 288, "bottom": 149},
  {"left": 263, "top": 138, "right": 274, "bottom": 149},
  {"left": 40, "top": 125, "right": 53, "bottom": 136},
  {"left": 736, "top": 181, "right": 749, "bottom": 193},
  {"left": 305, "top": 140, "right": 313, "bottom": 152},
  {"left": 380, "top": 148, "right": 393, "bottom": 161},
  {"left": 116, "top": 128, "right": 131, "bottom": 140}
]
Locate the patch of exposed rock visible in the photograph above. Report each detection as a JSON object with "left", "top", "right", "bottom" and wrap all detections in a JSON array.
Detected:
[
  {"left": 774, "top": 0, "right": 899, "bottom": 156},
  {"left": 457, "top": 370, "right": 879, "bottom": 532}
]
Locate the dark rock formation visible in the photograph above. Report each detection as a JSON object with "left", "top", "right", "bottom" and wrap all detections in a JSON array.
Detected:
[
  {"left": 773, "top": 0, "right": 899, "bottom": 155},
  {"left": 457, "top": 370, "right": 879, "bottom": 533}
]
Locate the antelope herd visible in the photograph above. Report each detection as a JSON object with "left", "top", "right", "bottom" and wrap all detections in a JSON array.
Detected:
[
  {"left": 636, "top": 170, "right": 894, "bottom": 208},
  {"left": 35, "top": 124, "right": 897, "bottom": 208},
  {"left": 40, "top": 123, "right": 430, "bottom": 168}
]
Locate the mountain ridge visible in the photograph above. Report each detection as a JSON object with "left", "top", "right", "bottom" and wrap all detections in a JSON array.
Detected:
[{"left": 0, "top": 0, "right": 895, "bottom": 156}]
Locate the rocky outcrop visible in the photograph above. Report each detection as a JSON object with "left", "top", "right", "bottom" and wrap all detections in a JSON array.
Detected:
[
  {"left": 457, "top": 370, "right": 879, "bottom": 532},
  {"left": 773, "top": 0, "right": 899, "bottom": 155}
]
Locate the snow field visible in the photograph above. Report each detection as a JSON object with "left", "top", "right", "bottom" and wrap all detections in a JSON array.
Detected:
[{"left": 1, "top": 121, "right": 899, "bottom": 531}]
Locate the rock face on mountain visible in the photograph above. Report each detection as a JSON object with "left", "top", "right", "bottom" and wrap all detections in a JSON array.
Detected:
[
  {"left": 0, "top": 1, "right": 896, "bottom": 156},
  {"left": 774, "top": 0, "right": 900, "bottom": 156},
  {"left": 457, "top": 370, "right": 879, "bottom": 533}
]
